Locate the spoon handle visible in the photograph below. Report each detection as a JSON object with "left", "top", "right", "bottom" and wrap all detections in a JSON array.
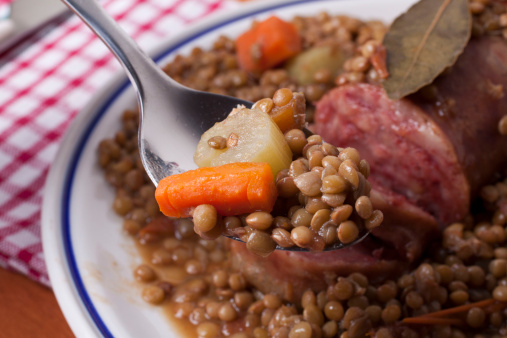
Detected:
[{"left": 61, "top": 0, "right": 171, "bottom": 96}]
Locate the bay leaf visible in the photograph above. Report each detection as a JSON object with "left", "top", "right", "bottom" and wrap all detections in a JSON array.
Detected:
[{"left": 382, "top": 0, "right": 471, "bottom": 100}]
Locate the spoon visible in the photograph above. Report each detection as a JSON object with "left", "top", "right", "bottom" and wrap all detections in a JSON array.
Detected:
[{"left": 62, "top": 0, "right": 369, "bottom": 251}]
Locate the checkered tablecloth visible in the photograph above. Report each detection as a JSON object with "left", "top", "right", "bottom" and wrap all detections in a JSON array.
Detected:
[{"left": 0, "top": 0, "right": 238, "bottom": 286}]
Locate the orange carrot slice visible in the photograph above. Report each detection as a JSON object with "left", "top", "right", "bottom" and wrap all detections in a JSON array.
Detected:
[
  {"left": 236, "top": 16, "right": 302, "bottom": 72},
  {"left": 155, "top": 162, "right": 277, "bottom": 218}
]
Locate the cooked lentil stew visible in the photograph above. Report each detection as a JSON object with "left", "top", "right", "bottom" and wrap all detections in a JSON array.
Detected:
[
  {"left": 155, "top": 87, "right": 381, "bottom": 254},
  {"left": 97, "top": 3, "right": 507, "bottom": 337}
]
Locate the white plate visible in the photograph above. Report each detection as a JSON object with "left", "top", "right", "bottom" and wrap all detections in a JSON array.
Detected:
[{"left": 42, "top": 1, "right": 417, "bottom": 337}]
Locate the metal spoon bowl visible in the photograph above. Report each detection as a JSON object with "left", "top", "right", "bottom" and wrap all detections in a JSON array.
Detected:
[{"left": 62, "top": 0, "right": 369, "bottom": 251}]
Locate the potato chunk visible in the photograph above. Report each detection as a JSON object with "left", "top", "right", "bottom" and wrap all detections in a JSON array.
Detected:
[
  {"left": 193, "top": 108, "right": 292, "bottom": 176},
  {"left": 285, "top": 45, "right": 350, "bottom": 85}
]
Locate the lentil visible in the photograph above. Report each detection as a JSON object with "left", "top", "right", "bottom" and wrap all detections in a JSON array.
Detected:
[
  {"left": 305, "top": 197, "right": 329, "bottom": 214},
  {"left": 142, "top": 285, "right": 166, "bottom": 304},
  {"left": 277, "top": 176, "right": 299, "bottom": 198},
  {"left": 337, "top": 220, "right": 359, "bottom": 244},
  {"left": 381, "top": 304, "right": 401, "bottom": 324},
  {"left": 246, "top": 230, "right": 277, "bottom": 257},
  {"left": 365, "top": 210, "right": 383, "bottom": 230},
  {"left": 338, "top": 147, "right": 361, "bottom": 167},
  {"left": 288, "top": 321, "right": 312, "bottom": 338},
  {"left": 321, "top": 175, "right": 348, "bottom": 194},
  {"left": 320, "top": 223, "right": 337, "bottom": 245},
  {"left": 294, "top": 171, "right": 322, "bottom": 197},
  {"left": 218, "top": 302, "right": 237, "bottom": 321},
  {"left": 489, "top": 259, "right": 507, "bottom": 278},
  {"left": 185, "top": 259, "right": 203, "bottom": 275},
  {"left": 495, "top": 247, "right": 507, "bottom": 259},
  {"left": 450, "top": 290, "right": 469, "bottom": 305},
  {"left": 304, "top": 304, "right": 325, "bottom": 326},
  {"left": 152, "top": 249, "right": 173, "bottom": 265},
  {"left": 193, "top": 204, "right": 218, "bottom": 233},
  {"left": 330, "top": 204, "right": 353, "bottom": 225},
  {"left": 252, "top": 98, "right": 274, "bottom": 114},
  {"left": 321, "top": 156, "right": 342, "bottom": 171},
  {"left": 212, "top": 270, "right": 228, "bottom": 288},
  {"left": 405, "top": 291, "right": 423, "bottom": 309},
  {"left": 134, "top": 264, "right": 156, "bottom": 282},
  {"left": 123, "top": 219, "right": 142, "bottom": 235},
  {"left": 467, "top": 307, "right": 486, "bottom": 328},
  {"left": 196, "top": 322, "right": 220, "bottom": 338},
  {"left": 493, "top": 285, "right": 507, "bottom": 301},
  {"left": 321, "top": 165, "right": 337, "bottom": 180},
  {"left": 301, "top": 289, "right": 316, "bottom": 308},
  {"left": 246, "top": 212, "right": 273, "bottom": 230},
  {"left": 273, "top": 88, "right": 293, "bottom": 106},
  {"left": 308, "top": 150, "right": 324, "bottom": 169},
  {"left": 376, "top": 282, "right": 397, "bottom": 303},
  {"left": 224, "top": 216, "right": 242, "bottom": 236},
  {"left": 290, "top": 159, "right": 309, "bottom": 178},
  {"left": 324, "top": 300, "right": 344, "bottom": 321},
  {"left": 310, "top": 209, "right": 331, "bottom": 231},
  {"left": 321, "top": 143, "right": 339, "bottom": 157},
  {"left": 321, "top": 320, "right": 338, "bottom": 338},
  {"left": 321, "top": 193, "right": 346, "bottom": 208},
  {"left": 261, "top": 294, "right": 281, "bottom": 309},
  {"left": 272, "top": 228, "right": 294, "bottom": 248},
  {"left": 333, "top": 278, "right": 355, "bottom": 301},
  {"left": 338, "top": 160, "right": 359, "bottom": 188},
  {"left": 207, "top": 136, "right": 227, "bottom": 149},
  {"left": 358, "top": 159, "right": 370, "bottom": 178},
  {"left": 291, "top": 226, "right": 313, "bottom": 248},
  {"left": 490, "top": 311, "right": 503, "bottom": 327},
  {"left": 355, "top": 196, "right": 373, "bottom": 219},
  {"left": 234, "top": 291, "right": 254, "bottom": 310},
  {"left": 113, "top": 195, "right": 133, "bottom": 215},
  {"left": 229, "top": 273, "right": 246, "bottom": 291}
]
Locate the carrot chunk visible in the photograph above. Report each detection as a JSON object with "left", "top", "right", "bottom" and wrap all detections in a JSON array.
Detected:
[
  {"left": 155, "top": 162, "right": 277, "bottom": 218},
  {"left": 236, "top": 16, "right": 302, "bottom": 72}
]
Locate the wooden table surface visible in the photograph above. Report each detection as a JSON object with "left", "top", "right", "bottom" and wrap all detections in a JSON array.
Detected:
[{"left": 0, "top": 267, "right": 74, "bottom": 338}]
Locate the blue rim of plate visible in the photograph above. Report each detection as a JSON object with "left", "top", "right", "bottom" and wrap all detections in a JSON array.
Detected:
[{"left": 60, "top": 0, "right": 345, "bottom": 336}]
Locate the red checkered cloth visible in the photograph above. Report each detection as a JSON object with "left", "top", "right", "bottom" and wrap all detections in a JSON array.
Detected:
[
  {"left": 0, "top": 0, "right": 238, "bottom": 286},
  {"left": 0, "top": 0, "right": 13, "bottom": 8}
]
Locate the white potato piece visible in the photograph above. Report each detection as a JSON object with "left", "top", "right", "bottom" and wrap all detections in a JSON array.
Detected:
[
  {"left": 285, "top": 45, "right": 350, "bottom": 85},
  {"left": 193, "top": 108, "right": 292, "bottom": 176}
]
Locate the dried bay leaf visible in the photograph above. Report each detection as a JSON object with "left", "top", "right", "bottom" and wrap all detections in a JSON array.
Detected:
[{"left": 382, "top": 0, "right": 471, "bottom": 100}]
